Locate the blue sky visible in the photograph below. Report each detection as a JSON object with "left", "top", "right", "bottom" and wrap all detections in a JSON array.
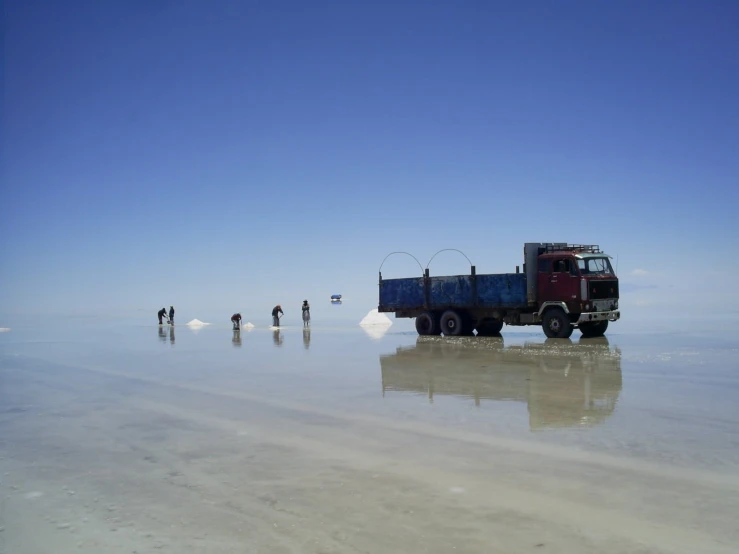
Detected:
[{"left": 2, "top": 0, "right": 738, "bottom": 326}]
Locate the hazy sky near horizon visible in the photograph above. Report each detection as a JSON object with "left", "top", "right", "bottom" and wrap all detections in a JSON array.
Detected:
[{"left": 2, "top": 0, "right": 738, "bottom": 323}]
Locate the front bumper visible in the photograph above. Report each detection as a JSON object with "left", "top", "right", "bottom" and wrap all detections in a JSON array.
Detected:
[{"left": 577, "top": 310, "right": 620, "bottom": 324}]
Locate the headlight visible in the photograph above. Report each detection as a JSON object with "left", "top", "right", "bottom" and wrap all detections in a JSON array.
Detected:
[{"left": 584, "top": 303, "right": 590, "bottom": 311}]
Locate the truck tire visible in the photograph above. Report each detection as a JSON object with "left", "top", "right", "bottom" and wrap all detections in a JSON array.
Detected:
[
  {"left": 415, "top": 312, "right": 440, "bottom": 336},
  {"left": 580, "top": 320, "right": 608, "bottom": 338},
  {"left": 461, "top": 312, "right": 475, "bottom": 336},
  {"left": 542, "top": 308, "right": 573, "bottom": 339},
  {"left": 440, "top": 310, "right": 465, "bottom": 336},
  {"left": 476, "top": 319, "right": 503, "bottom": 336}
]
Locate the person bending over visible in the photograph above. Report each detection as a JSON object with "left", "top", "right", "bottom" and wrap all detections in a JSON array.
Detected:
[
  {"left": 272, "top": 305, "right": 283, "bottom": 327},
  {"left": 231, "top": 313, "right": 242, "bottom": 330}
]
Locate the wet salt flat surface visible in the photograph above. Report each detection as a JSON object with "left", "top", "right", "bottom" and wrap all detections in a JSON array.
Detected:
[{"left": 1, "top": 322, "right": 738, "bottom": 553}]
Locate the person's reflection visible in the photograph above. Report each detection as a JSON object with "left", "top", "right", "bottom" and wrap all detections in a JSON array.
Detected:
[
  {"left": 169, "top": 326, "right": 175, "bottom": 345},
  {"left": 158, "top": 326, "right": 166, "bottom": 342},
  {"left": 232, "top": 330, "right": 242, "bottom": 347},
  {"left": 273, "top": 329, "right": 283, "bottom": 347},
  {"left": 303, "top": 328, "right": 311, "bottom": 349}
]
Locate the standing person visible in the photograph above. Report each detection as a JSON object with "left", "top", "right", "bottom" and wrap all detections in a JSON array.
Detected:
[
  {"left": 231, "top": 313, "right": 242, "bottom": 330},
  {"left": 302, "top": 300, "right": 310, "bottom": 327},
  {"left": 158, "top": 307, "right": 168, "bottom": 325},
  {"left": 272, "top": 305, "right": 283, "bottom": 327},
  {"left": 169, "top": 305, "right": 175, "bottom": 325}
]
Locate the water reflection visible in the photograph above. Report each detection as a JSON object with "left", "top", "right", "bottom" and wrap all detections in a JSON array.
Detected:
[
  {"left": 158, "top": 326, "right": 166, "bottom": 342},
  {"left": 232, "top": 330, "right": 242, "bottom": 348},
  {"left": 379, "top": 336, "right": 622, "bottom": 430},
  {"left": 360, "top": 324, "right": 391, "bottom": 340},
  {"left": 273, "top": 329, "right": 284, "bottom": 347},
  {"left": 303, "top": 328, "right": 311, "bottom": 349},
  {"left": 169, "top": 326, "right": 175, "bottom": 345}
]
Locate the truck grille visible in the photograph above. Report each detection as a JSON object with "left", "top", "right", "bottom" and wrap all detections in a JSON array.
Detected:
[{"left": 590, "top": 280, "right": 619, "bottom": 300}]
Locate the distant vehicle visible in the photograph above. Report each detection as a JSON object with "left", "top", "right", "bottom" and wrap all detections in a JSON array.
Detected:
[
  {"left": 330, "top": 294, "right": 342, "bottom": 302},
  {"left": 378, "top": 243, "right": 620, "bottom": 339}
]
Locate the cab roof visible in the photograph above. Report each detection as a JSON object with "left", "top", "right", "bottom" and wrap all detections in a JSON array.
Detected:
[{"left": 541, "top": 251, "right": 612, "bottom": 259}]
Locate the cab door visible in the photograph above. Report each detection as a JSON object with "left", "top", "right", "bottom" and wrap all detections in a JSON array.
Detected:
[{"left": 537, "top": 257, "right": 581, "bottom": 310}]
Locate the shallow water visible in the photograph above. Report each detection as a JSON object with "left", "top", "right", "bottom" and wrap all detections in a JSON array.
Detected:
[{"left": 1, "top": 322, "right": 738, "bottom": 553}]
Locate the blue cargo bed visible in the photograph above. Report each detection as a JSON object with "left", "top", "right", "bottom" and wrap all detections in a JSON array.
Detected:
[{"left": 379, "top": 273, "right": 527, "bottom": 311}]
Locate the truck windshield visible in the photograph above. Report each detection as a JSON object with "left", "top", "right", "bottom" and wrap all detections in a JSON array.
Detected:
[{"left": 577, "top": 257, "right": 614, "bottom": 275}]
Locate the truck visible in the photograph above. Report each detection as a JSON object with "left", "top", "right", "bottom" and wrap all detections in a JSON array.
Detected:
[{"left": 377, "top": 243, "right": 621, "bottom": 339}]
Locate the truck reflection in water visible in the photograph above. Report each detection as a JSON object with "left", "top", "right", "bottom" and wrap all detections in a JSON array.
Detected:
[{"left": 379, "top": 336, "right": 622, "bottom": 430}]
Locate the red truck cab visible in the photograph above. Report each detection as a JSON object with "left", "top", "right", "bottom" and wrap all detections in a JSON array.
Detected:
[{"left": 531, "top": 244, "right": 620, "bottom": 338}]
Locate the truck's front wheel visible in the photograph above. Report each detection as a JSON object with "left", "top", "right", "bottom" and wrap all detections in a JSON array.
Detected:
[
  {"left": 415, "top": 312, "right": 440, "bottom": 336},
  {"left": 542, "top": 308, "right": 573, "bottom": 339}
]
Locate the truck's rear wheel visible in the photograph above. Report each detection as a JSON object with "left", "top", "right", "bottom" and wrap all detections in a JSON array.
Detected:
[
  {"left": 580, "top": 320, "right": 608, "bottom": 338},
  {"left": 440, "top": 310, "right": 465, "bottom": 336},
  {"left": 542, "top": 308, "right": 573, "bottom": 339},
  {"left": 476, "top": 319, "right": 503, "bottom": 336},
  {"left": 415, "top": 312, "right": 440, "bottom": 336}
]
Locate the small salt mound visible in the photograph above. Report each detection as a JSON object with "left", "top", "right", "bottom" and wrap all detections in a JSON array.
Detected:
[
  {"left": 186, "top": 319, "right": 210, "bottom": 327},
  {"left": 359, "top": 309, "right": 392, "bottom": 327},
  {"left": 0, "top": 327, "right": 11, "bottom": 333},
  {"left": 243, "top": 322, "right": 255, "bottom": 328}
]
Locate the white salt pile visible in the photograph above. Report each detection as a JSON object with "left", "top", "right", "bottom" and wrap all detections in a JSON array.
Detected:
[
  {"left": 0, "top": 327, "right": 11, "bottom": 333},
  {"left": 185, "top": 319, "right": 210, "bottom": 327},
  {"left": 359, "top": 309, "right": 392, "bottom": 327},
  {"left": 243, "top": 322, "right": 255, "bottom": 328}
]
